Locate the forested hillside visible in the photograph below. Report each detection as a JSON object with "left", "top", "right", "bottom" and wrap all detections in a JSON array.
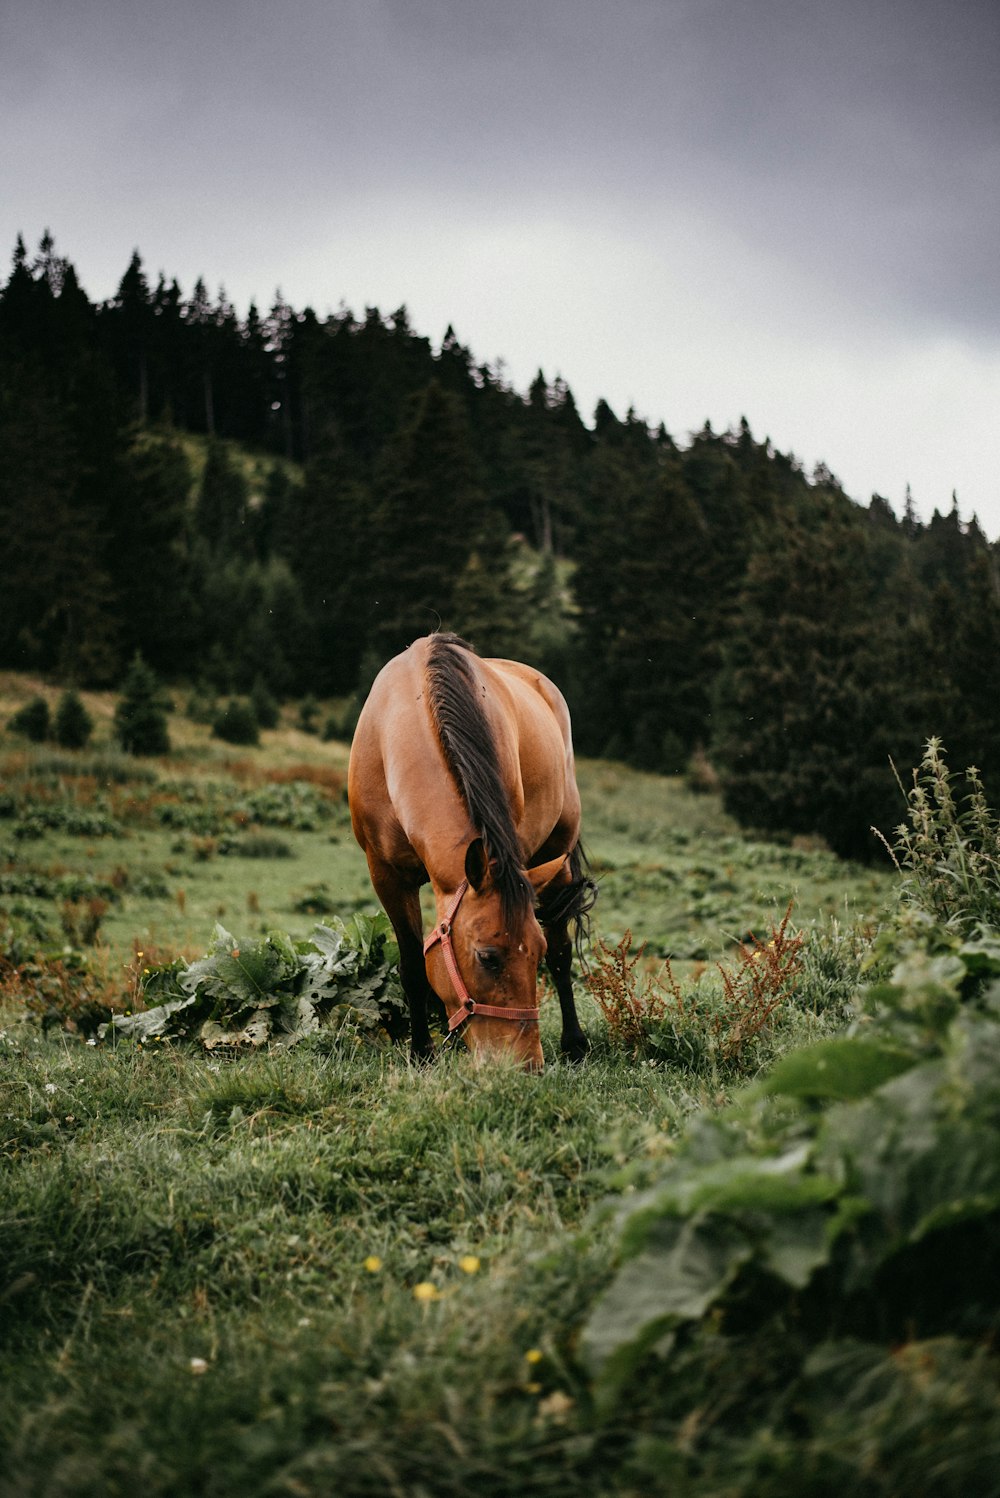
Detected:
[{"left": 3, "top": 230, "right": 998, "bottom": 857}]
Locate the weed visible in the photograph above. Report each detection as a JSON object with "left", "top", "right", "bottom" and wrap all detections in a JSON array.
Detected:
[
  {"left": 881, "top": 737, "right": 1000, "bottom": 933},
  {"left": 1, "top": 946, "right": 131, "bottom": 1036},
  {"left": 585, "top": 929, "right": 681, "bottom": 1055},
  {"left": 59, "top": 896, "right": 109, "bottom": 946},
  {"left": 712, "top": 902, "right": 803, "bottom": 1062}
]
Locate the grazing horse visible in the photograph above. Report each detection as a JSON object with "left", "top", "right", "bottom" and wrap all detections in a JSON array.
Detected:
[{"left": 348, "top": 633, "right": 595, "bottom": 1069}]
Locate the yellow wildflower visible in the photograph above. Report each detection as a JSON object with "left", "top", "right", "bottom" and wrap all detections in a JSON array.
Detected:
[
  {"left": 458, "top": 1255, "right": 481, "bottom": 1275},
  {"left": 363, "top": 1256, "right": 383, "bottom": 1274},
  {"left": 525, "top": 1348, "right": 543, "bottom": 1365},
  {"left": 412, "top": 1281, "right": 440, "bottom": 1303}
]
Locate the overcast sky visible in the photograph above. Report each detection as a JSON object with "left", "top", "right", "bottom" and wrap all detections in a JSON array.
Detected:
[{"left": 3, "top": 0, "right": 998, "bottom": 530}]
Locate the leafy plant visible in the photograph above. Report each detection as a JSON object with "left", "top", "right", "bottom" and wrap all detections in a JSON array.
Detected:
[
  {"left": 103, "top": 913, "right": 407, "bottom": 1049},
  {"left": 216, "top": 832, "right": 294, "bottom": 859},
  {"left": 580, "top": 906, "right": 1000, "bottom": 1490},
  {"left": 12, "top": 804, "right": 123, "bottom": 839}
]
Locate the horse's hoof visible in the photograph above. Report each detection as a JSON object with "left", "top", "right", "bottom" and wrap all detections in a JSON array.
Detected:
[{"left": 560, "top": 1033, "right": 589, "bottom": 1063}]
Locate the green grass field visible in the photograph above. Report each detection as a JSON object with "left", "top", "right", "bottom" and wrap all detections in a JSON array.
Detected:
[{"left": 1, "top": 685, "right": 934, "bottom": 1496}]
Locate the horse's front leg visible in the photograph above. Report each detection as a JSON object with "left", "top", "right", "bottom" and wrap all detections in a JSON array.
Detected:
[{"left": 366, "top": 855, "right": 436, "bottom": 1060}]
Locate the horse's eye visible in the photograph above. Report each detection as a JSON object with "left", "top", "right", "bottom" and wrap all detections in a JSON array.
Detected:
[{"left": 476, "top": 946, "right": 505, "bottom": 976}]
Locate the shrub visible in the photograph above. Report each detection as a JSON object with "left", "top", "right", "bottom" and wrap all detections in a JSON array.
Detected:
[
  {"left": 685, "top": 745, "right": 720, "bottom": 796},
  {"left": 212, "top": 699, "right": 260, "bottom": 746},
  {"left": 53, "top": 689, "right": 94, "bottom": 749},
  {"left": 114, "top": 654, "right": 170, "bottom": 756},
  {"left": 217, "top": 832, "right": 294, "bottom": 859},
  {"left": 297, "top": 694, "right": 320, "bottom": 734},
  {"left": 185, "top": 683, "right": 217, "bottom": 724},
  {"left": 9, "top": 696, "right": 50, "bottom": 742},
  {"left": 250, "top": 677, "right": 280, "bottom": 730}
]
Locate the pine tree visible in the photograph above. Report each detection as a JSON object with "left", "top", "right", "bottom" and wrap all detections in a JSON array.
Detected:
[
  {"left": 9, "top": 696, "right": 51, "bottom": 742},
  {"left": 572, "top": 442, "right": 712, "bottom": 767},
  {"left": 367, "top": 381, "right": 491, "bottom": 660},
  {"left": 109, "top": 428, "right": 201, "bottom": 673},
  {"left": 106, "top": 250, "right": 153, "bottom": 423},
  {"left": 712, "top": 501, "right": 925, "bottom": 858},
  {"left": 54, "top": 689, "right": 93, "bottom": 749},
  {"left": 114, "top": 654, "right": 170, "bottom": 755},
  {"left": 0, "top": 240, "right": 120, "bottom": 680},
  {"left": 450, "top": 514, "right": 522, "bottom": 658},
  {"left": 196, "top": 439, "right": 248, "bottom": 554}
]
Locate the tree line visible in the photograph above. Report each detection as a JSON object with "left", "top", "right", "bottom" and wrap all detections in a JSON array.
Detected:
[{"left": 2, "top": 230, "right": 998, "bottom": 859}]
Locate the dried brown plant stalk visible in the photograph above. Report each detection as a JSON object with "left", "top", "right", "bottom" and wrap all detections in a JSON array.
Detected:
[
  {"left": 585, "top": 929, "right": 683, "bottom": 1054},
  {"left": 714, "top": 902, "right": 803, "bottom": 1061}
]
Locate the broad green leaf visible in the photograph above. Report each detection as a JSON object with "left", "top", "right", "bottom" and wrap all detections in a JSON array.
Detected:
[
  {"left": 761, "top": 1207, "right": 835, "bottom": 1287},
  {"left": 584, "top": 1213, "right": 752, "bottom": 1389},
  {"left": 760, "top": 1039, "right": 916, "bottom": 1101}
]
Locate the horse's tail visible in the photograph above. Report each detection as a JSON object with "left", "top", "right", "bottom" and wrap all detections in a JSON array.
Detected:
[{"left": 541, "top": 842, "right": 598, "bottom": 963}]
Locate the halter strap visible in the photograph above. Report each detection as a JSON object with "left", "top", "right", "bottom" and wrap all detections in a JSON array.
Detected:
[{"left": 423, "top": 879, "right": 541, "bottom": 1033}]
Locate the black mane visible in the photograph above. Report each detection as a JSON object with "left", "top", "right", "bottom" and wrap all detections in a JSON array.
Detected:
[{"left": 426, "top": 634, "right": 532, "bottom": 924}]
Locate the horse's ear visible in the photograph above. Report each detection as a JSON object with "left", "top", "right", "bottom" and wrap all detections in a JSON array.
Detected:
[
  {"left": 464, "top": 837, "right": 491, "bottom": 892},
  {"left": 526, "top": 852, "right": 569, "bottom": 896}
]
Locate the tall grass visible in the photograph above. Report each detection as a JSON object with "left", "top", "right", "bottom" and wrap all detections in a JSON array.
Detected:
[{"left": 881, "top": 737, "right": 1000, "bottom": 932}]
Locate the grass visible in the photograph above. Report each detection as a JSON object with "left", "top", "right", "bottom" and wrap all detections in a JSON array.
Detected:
[
  {"left": 1, "top": 1032, "right": 698, "bottom": 1497},
  {"left": 0, "top": 688, "right": 903, "bottom": 1495},
  {"left": 0, "top": 690, "right": 892, "bottom": 974}
]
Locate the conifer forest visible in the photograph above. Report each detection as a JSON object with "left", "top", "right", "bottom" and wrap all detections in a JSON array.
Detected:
[{"left": 3, "top": 230, "right": 997, "bottom": 860}]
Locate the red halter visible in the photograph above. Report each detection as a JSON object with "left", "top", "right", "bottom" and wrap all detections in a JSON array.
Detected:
[{"left": 423, "top": 879, "right": 541, "bottom": 1034}]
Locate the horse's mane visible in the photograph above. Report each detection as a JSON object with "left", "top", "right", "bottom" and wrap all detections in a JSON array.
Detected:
[{"left": 425, "top": 633, "right": 532, "bottom": 924}]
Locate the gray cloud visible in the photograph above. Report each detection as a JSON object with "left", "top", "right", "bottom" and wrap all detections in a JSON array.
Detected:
[{"left": 1, "top": 0, "right": 998, "bottom": 520}]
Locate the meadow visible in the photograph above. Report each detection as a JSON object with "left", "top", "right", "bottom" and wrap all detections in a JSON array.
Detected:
[{"left": 3, "top": 682, "right": 997, "bottom": 1496}]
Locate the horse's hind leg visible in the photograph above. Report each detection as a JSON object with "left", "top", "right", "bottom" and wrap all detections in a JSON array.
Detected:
[
  {"left": 538, "top": 845, "right": 595, "bottom": 1062},
  {"left": 366, "top": 855, "right": 436, "bottom": 1060},
  {"left": 538, "top": 860, "right": 589, "bottom": 1061},
  {"left": 543, "top": 917, "right": 588, "bottom": 1061}
]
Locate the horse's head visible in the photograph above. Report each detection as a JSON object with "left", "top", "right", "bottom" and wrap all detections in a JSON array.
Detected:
[{"left": 424, "top": 839, "right": 567, "bottom": 1071}]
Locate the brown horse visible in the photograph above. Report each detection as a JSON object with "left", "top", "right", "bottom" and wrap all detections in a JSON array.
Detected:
[{"left": 348, "top": 633, "right": 595, "bottom": 1068}]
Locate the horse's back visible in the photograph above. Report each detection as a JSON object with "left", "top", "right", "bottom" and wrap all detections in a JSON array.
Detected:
[
  {"left": 349, "top": 637, "right": 580, "bottom": 872},
  {"left": 348, "top": 643, "right": 446, "bottom": 869}
]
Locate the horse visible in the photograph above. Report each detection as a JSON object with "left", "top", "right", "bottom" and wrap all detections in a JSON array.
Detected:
[{"left": 348, "top": 633, "right": 595, "bottom": 1069}]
